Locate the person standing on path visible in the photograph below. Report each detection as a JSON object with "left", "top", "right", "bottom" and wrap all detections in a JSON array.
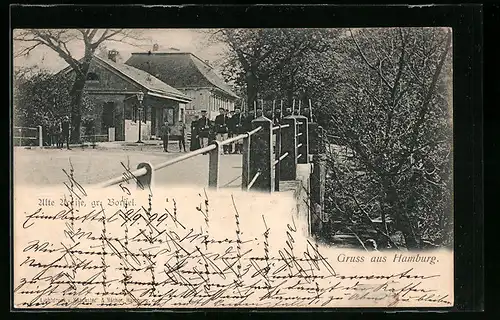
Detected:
[
  {"left": 160, "top": 121, "right": 171, "bottom": 152},
  {"left": 60, "top": 115, "right": 70, "bottom": 150},
  {"left": 196, "top": 110, "right": 211, "bottom": 149},
  {"left": 226, "top": 110, "right": 234, "bottom": 154},
  {"left": 228, "top": 107, "right": 243, "bottom": 154},
  {"left": 215, "top": 108, "right": 229, "bottom": 155},
  {"left": 178, "top": 120, "right": 187, "bottom": 152},
  {"left": 190, "top": 116, "right": 201, "bottom": 151},
  {"left": 242, "top": 109, "right": 255, "bottom": 133}
]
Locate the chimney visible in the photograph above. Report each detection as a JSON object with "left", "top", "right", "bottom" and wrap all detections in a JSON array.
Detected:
[
  {"left": 152, "top": 43, "right": 159, "bottom": 52},
  {"left": 108, "top": 49, "right": 118, "bottom": 62}
]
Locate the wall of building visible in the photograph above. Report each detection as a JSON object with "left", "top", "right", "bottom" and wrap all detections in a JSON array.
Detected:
[
  {"left": 124, "top": 119, "right": 151, "bottom": 142},
  {"left": 82, "top": 93, "right": 127, "bottom": 141},
  {"left": 84, "top": 60, "right": 141, "bottom": 92},
  {"left": 180, "top": 88, "right": 237, "bottom": 125},
  {"left": 81, "top": 58, "right": 189, "bottom": 142}
]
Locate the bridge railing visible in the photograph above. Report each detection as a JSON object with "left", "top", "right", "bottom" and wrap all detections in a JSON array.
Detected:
[{"left": 95, "top": 115, "right": 324, "bottom": 193}]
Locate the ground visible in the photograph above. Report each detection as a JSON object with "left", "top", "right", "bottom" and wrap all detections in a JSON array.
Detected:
[{"left": 13, "top": 144, "right": 243, "bottom": 189}]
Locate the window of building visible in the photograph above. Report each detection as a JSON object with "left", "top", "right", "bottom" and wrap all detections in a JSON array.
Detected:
[{"left": 86, "top": 72, "right": 100, "bottom": 81}]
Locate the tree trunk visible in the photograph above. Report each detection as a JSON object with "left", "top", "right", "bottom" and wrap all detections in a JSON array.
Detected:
[
  {"left": 385, "top": 182, "right": 421, "bottom": 250},
  {"left": 246, "top": 71, "right": 258, "bottom": 110},
  {"left": 70, "top": 75, "right": 86, "bottom": 144},
  {"left": 396, "top": 214, "right": 420, "bottom": 250},
  {"left": 287, "top": 70, "right": 297, "bottom": 108}
]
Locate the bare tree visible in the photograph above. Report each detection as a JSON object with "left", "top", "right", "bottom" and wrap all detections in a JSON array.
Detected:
[
  {"left": 207, "top": 28, "right": 333, "bottom": 108},
  {"left": 14, "top": 29, "right": 147, "bottom": 143},
  {"left": 322, "top": 27, "right": 453, "bottom": 249}
]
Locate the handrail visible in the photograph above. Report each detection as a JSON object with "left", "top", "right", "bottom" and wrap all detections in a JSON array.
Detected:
[
  {"left": 272, "top": 124, "right": 290, "bottom": 131},
  {"left": 155, "top": 144, "right": 216, "bottom": 171},
  {"left": 219, "top": 126, "right": 262, "bottom": 146},
  {"left": 220, "top": 133, "right": 248, "bottom": 146},
  {"left": 273, "top": 152, "right": 289, "bottom": 166},
  {"left": 247, "top": 126, "right": 263, "bottom": 136},
  {"left": 97, "top": 167, "right": 148, "bottom": 188},
  {"left": 95, "top": 126, "right": 263, "bottom": 189},
  {"left": 14, "top": 126, "right": 38, "bottom": 130},
  {"left": 96, "top": 144, "right": 216, "bottom": 188},
  {"left": 247, "top": 171, "right": 261, "bottom": 190}
]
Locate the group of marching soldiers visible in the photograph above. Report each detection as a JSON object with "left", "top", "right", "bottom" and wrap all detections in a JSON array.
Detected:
[{"left": 189, "top": 105, "right": 317, "bottom": 154}]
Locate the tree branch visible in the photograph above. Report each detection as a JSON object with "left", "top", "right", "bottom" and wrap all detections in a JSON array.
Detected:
[
  {"left": 349, "top": 29, "right": 394, "bottom": 90},
  {"left": 401, "top": 30, "right": 452, "bottom": 169}
]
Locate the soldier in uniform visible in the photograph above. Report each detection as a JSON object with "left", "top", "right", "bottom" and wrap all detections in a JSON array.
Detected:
[
  {"left": 196, "top": 110, "right": 210, "bottom": 148},
  {"left": 60, "top": 115, "right": 70, "bottom": 150},
  {"left": 214, "top": 108, "right": 229, "bottom": 155},
  {"left": 160, "top": 121, "right": 171, "bottom": 152},
  {"left": 228, "top": 107, "right": 244, "bottom": 154},
  {"left": 178, "top": 120, "right": 187, "bottom": 152},
  {"left": 190, "top": 116, "right": 200, "bottom": 151},
  {"left": 226, "top": 110, "right": 235, "bottom": 154},
  {"left": 242, "top": 109, "right": 255, "bottom": 133},
  {"left": 49, "top": 119, "right": 60, "bottom": 147}
]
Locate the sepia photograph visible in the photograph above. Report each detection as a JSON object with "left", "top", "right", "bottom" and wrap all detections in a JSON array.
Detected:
[{"left": 12, "top": 27, "right": 455, "bottom": 308}]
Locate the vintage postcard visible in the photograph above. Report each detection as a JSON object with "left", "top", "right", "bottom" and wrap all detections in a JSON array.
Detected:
[{"left": 12, "top": 28, "right": 454, "bottom": 308}]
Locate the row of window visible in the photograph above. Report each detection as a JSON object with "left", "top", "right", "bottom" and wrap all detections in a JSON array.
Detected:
[{"left": 209, "top": 94, "right": 234, "bottom": 112}]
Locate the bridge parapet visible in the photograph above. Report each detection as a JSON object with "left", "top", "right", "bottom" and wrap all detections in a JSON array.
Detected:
[{"left": 94, "top": 116, "right": 327, "bottom": 237}]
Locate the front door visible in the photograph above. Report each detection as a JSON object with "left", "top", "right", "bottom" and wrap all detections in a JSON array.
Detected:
[
  {"left": 101, "top": 102, "right": 115, "bottom": 135},
  {"left": 151, "top": 106, "right": 157, "bottom": 138}
]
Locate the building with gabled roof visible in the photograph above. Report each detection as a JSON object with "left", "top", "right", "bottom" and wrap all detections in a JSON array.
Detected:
[
  {"left": 125, "top": 48, "right": 239, "bottom": 122},
  {"left": 60, "top": 51, "right": 192, "bottom": 141}
]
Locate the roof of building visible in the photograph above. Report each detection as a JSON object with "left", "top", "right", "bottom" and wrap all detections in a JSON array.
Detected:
[
  {"left": 59, "top": 55, "right": 192, "bottom": 103},
  {"left": 125, "top": 52, "right": 239, "bottom": 99}
]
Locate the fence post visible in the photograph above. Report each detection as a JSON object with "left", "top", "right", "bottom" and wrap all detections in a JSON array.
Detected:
[
  {"left": 208, "top": 140, "right": 221, "bottom": 190},
  {"left": 241, "top": 135, "right": 251, "bottom": 190},
  {"left": 136, "top": 162, "right": 154, "bottom": 191},
  {"left": 280, "top": 116, "right": 297, "bottom": 181},
  {"left": 274, "top": 126, "right": 282, "bottom": 192},
  {"left": 295, "top": 115, "right": 309, "bottom": 164},
  {"left": 309, "top": 123, "right": 327, "bottom": 237},
  {"left": 308, "top": 123, "right": 319, "bottom": 155},
  {"left": 250, "top": 116, "right": 273, "bottom": 192},
  {"left": 38, "top": 125, "right": 43, "bottom": 147}
]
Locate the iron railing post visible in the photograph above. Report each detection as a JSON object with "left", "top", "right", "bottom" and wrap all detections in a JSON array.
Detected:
[
  {"left": 38, "top": 125, "right": 43, "bottom": 147},
  {"left": 241, "top": 135, "right": 251, "bottom": 190},
  {"left": 136, "top": 162, "right": 154, "bottom": 191},
  {"left": 208, "top": 140, "right": 221, "bottom": 190},
  {"left": 280, "top": 116, "right": 297, "bottom": 181},
  {"left": 308, "top": 122, "right": 319, "bottom": 155},
  {"left": 250, "top": 117, "right": 273, "bottom": 192},
  {"left": 295, "top": 115, "right": 309, "bottom": 164},
  {"left": 274, "top": 126, "right": 282, "bottom": 191}
]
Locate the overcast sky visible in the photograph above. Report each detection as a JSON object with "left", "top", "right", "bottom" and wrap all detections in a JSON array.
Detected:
[{"left": 13, "top": 29, "right": 227, "bottom": 73}]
